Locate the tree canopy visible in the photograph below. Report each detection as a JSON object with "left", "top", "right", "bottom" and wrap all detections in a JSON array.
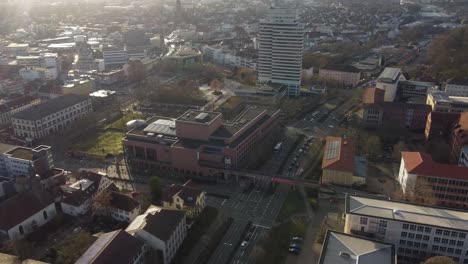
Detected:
[{"left": 149, "top": 176, "right": 162, "bottom": 204}]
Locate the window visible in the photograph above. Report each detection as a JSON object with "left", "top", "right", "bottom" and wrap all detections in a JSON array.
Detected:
[
  {"left": 440, "top": 247, "right": 447, "bottom": 252},
  {"left": 416, "top": 234, "right": 422, "bottom": 240},
  {"left": 452, "top": 231, "right": 459, "bottom": 237},
  {"left": 423, "top": 235, "right": 430, "bottom": 241},
  {"left": 433, "top": 245, "right": 439, "bottom": 251},
  {"left": 401, "top": 232, "right": 408, "bottom": 238},
  {"left": 409, "top": 233, "right": 415, "bottom": 239},
  {"left": 400, "top": 240, "right": 406, "bottom": 245},
  {"left": 424, "top": 227, "right": 432, "bottom": 233},
  {"left": 414, "top": 242, "right": 421, "bottom": 248},
  {"left": 403, "top": 223, "right": 409, "bottom": 229},
  {"left": 407, "top": 241, "right": 413, "bottom": 246},
  {"left": 422, "top": 243, "right": 428, "bottom": 249},
  {"left": 456, "top": 249, "right": 462, "bottom": 255},
  {"left": 450, "top": 240, "right": 456, "bottom": 245},
  {"left": 410, "top": 225, "right": 416, "bottom": 231},
  {"left": 444, "top": 230, "right": 450, "bottom": 236},
  {"left": 360, "top": 217, "right": 368, "bottom": 225},
  {"left": 442, "top": 238, "right": 448, "bottom": 244},
  {"left": 417, "top": 226, "right": 424, "bottom": 232},
  {"left": 457, "top": 241, "right": 464, "bottom": 247},
  {"left": 448, "top": 248, "right": 454, "bottom": 254},
  {"left": 460, "top": 233, "right": 466, "bottom": 239},
  {"left": 43, "top": 211, "right": 48, "bottom": 220},
  {"left": 436, "top": 229, "right": 443, "bottom": 235},
  {"left": 434, "top": 237, "right": 441, "bottom": 243}
]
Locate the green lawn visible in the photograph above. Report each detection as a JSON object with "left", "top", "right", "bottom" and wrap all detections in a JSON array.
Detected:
[
  {"left": 277, "top": 189, "right": 306, "bottom": 221},
  {"left": 73, "top": 130, "right": 125, "bottom": 156},
  {"left": 105, "top": 112, "right": 146, "bottom": 130}
]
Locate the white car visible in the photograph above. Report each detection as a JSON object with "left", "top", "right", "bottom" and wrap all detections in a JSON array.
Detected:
[{"left": 241, "top": 241, "right": 248, "bottom": 248}]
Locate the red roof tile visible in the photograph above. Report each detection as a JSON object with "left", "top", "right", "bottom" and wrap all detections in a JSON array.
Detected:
[
  {"left": 322, "top": 137, "right": 355, "bottom": 173},
  {"left": 402, "top": 152, "right": 468, "bottom": 180}
]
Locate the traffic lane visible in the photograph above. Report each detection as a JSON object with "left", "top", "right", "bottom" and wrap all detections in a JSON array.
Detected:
[
  {"left": 207, "top": 219, "right": 250, "bottom": 264},
  {"left": 231, "top": 225, "right": 267, "bottom": 264}
]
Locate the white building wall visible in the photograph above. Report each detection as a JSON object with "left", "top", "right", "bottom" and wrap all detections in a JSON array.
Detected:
[
  {"left": 446, "top": 84, "right": 468, "bottom": 97},
  {"left": 61, "top": 199, "right": 91, "bottom": 216},
  {"left": 6, "top": 203, "right": 57, "bottom": 240}
]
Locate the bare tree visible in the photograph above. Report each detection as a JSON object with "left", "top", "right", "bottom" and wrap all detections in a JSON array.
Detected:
[{"left": 91, "top": 190, "right": 112, "bottom": 216}]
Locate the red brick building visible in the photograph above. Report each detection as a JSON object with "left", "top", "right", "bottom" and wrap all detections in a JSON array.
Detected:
[
  {"left": 449, "top": 112, "right": 468, "bottom": 164},
  {"left": 123, "top": 106, "right": 281, "bottom": 180},
  {"left": 362, "top": 87, "right": 431, "bottom": 130},
  {"left": 424, "top": 111, "right": 460, "bottom": 141}
]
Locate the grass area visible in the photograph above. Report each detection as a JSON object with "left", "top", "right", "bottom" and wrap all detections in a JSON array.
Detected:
[
  {"left": 73, "top": 130, "right": 125, "bottom": 156},
  {"left": 105, "top": 112, "right": 145, "bottom": 130},
  {"left": 277, "top": 189, "right": 306, "bottom": 222},
  {"left": 255, "top": 219, "right": 308, "bottom": 264}
]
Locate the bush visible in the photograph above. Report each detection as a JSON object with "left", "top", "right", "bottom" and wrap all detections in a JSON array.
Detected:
[{"left": 309, "top": 198, "right": 319, "bottom": 210}]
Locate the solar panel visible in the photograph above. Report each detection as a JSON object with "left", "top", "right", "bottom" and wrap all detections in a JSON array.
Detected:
[{"left": 325, "top": 140, "right": 340, "bottom": 160}]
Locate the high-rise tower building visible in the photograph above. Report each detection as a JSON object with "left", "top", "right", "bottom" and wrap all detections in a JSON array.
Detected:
[{"left": 257, "top": 5, "right": 304, "bottom": 96}]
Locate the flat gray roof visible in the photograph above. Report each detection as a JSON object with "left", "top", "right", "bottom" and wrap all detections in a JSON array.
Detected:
[
  {"left": 319, "top": 231, "right": 395, "bottom": 264},
  {"left": 377, "top": 67, "right": 401, "bottom": 83},
  {"left": 346, "top": 195, "right": 468, "bottom": 231}
]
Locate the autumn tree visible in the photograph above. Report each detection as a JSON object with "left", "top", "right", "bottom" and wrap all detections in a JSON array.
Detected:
[
  {"left": 127, "top": 59, "right": 146, "bottom": 83},
  {"left": 423, "top": 256, "right": 456, "bottom": 264},
  {"left": 393, "top": 178, "right": 437, "bottom": 206},
  {"left": 55, "top": 231, "right": 95, "bottom": 264},
  {"left": 91, "top": 190, "right": 112, "bottom": 216},
  {"left": 365, "top": 136, "right": 382, "bottom": 160}
]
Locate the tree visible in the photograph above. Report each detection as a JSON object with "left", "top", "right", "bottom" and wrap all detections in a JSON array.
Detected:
[
  {"left": 210, "top": 79, "right": 221, "bottom": 91},
  {"left": 149, "top": 176, "right": 162, "bottom": 204},
  {"left": 55, "top": 231, "right": 94, "bottom": 264},
  {"left": 0, "top": 240, "right": 33, "bottom": 261},
  {"left": 392, "top": 141, "right": 406, "bottom": 161},
  {"left": 392, "top": 178, "right": 438, "bottom": 206},
  {"left": 423, "top": 256, "right": 456, "bottom": 264},
  {"left": 127, "top": 59, "right": 146, "bottom": 82},
  {"left": 366, "top": 136, "right": 382, "bottom": 160},
  {"left": 91, "top": 190, "right": 112, "bottom": 216}
]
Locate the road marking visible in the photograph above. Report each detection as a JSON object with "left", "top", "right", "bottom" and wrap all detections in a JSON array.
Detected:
[
  {"left": 221, "top": 199, "right": 226, "bottom": 206},
  {"left": 253, "top": 224, "right": 271, "bottom": 229}
]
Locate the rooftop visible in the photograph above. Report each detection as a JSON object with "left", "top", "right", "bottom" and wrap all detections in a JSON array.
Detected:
[
  {"left": 346, "top": 195, "right": 468, "bottom": 232},
  {"left": 402, "top": 151, "right": 468, "bottom": 180},
  {"left": 447, "top": 77, "right": 468, "bottom": 86},
  {"left": 126, "top": 205, "right": 185, "bottom": 242},
  {"left": 6, "top": 147, "right": 33, "bottom": 160},
  {"left": 76, "top": 230, "right": 144, "bottom": 264},
  {"left": 321, "top": 64, "right": 360, "bottom": 73},
  {"left": 363, "top": 87, "right": 385, "bottom": 104},
  {"left": 0, "top": 191, "right": 54, "bottom": 230},
  {"left": 177, "top": 110, "right": 221, "bottom": 124},
  {"left": 319, "top": 230, "right": 395, "bottom": 264},
  {"left": 377, "top": 67, "right": 401, "bottom": 83},
  {"left": 322, "top": 137, "right": 355, "bottom": 173},
  {"left": 12, "top": 93, "right": 89, "bottom": 121}
]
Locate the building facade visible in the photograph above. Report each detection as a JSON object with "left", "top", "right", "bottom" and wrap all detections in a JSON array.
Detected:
[
  {"left": 318, "top": 65, "right": 361, "bottom": 87},
  {"left": 126, "top": 206, "right": 187, "bottom": 264},
  {"left": 123, "top": 107, "right": 281, "bottom": 180},
  {"left": 445, "top": 78, "right": 468, "bottom": 97},
  {"left": 257, "top": 6, "right": 304, "bottom": 96},
  {"left": 427, "top": 91, "right": 468, "bottom": 113},
  {"left": 162, "top": 180, "right": 206, "bottom": 218},
  {"left": 376, "top": 67, "right": 405, "bottom": 102},
  {"left": 424, "top": 112, "right": 460, "bottom": 141},
  {"left": 345, "top": 195, "right": 468, "bottom": 264},
  {"left": 11, "top": 93, "right": 92, "bottom": 140},
  {"left": 0, "top": 96, "right": 41, "bottom": 128}
]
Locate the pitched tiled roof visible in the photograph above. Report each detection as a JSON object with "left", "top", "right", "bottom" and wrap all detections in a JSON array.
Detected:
[
  {"left": 76, "top": 230, "right": 146, "bottom": 264},
  {"left": 322, "top": 137, "right": 355, "bottom": 173},
  {"left": 109, "top": 191, "right": 140, "bottom": 212},
  {"left": 402, "top": 152, "right": 468, "bottom": 180},
  {"left": 0, "top": 191, "right": 54, "bottom": 230},
  {"left": 11, "top": 93, "right": 88, "bottom": 121}
]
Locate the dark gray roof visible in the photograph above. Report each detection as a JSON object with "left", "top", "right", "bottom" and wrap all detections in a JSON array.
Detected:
[
  {"left": 321, "top": 64, "right": 360, "bottom": 73},
  {"left": 12, "top": 94, "right": 89, "bottom": 121},
  {"left": 144, "top": 209, "right": 185, "bottom": 241},
  {"left": 447, "top": 77, "right": 468, "bottom": 86}
]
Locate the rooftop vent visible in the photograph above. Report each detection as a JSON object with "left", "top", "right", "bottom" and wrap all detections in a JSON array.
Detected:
[
  {"left": 195, "top": 112, "right": 209, "bottom": 122},
  {"left": 339, "top": 252, "right": 351, "bottom": 258},
  {"left": 393, "top": 209, "right": 400, "bottom": 215}
]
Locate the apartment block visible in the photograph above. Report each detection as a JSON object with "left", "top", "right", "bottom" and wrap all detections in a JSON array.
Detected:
[
  {"left": 0, "top": 96, "right": 41, "bottom": 127},
  {"left": 427, "top": 91, "right": 468, "bottom": 113},
  {"left": 11, "top": 93, "right": 92, "bottom": 140},
  {"left": 345, "top": 195, "right": 468, "bottom": 264},
  {"left": 257, "top": 6, "right": 304, "bottom": 96},
  {"left": 445, "top": 78, "right": 468, "bottom": 97},
  {"left": 318, "top": 64, "right": 361, "bottom": 87},
  {"left": 376, "top": 67, "right": 405, "bottom": 102}
]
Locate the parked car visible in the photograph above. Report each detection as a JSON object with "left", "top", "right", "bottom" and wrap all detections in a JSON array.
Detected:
[
  {"left": 241, "top": 241, "right": 248, "bottom": 248},
  {"left": 288, "top": 248, "right": 300, "bottom": 255},
  {"left": 290, "top": 244, "right": 302, "bottom": 249},
  {"left": 292, "top": 236, "right": 304, "bottom": 243}
]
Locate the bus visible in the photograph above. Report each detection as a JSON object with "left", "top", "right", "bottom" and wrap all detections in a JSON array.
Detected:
[{"left": 273, "top": 142, "right": 283, "bottom": 152}]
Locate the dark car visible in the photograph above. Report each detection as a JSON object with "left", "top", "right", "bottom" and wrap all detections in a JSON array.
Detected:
[
  {"left": 289, "top": 243, "right": 302, "bottom": 249},
  {"left": 292, "top": 236, "right": 304, "bottom": 243},
  {"left": 289, "top": 248, "right": 300, "bottom": 255}
]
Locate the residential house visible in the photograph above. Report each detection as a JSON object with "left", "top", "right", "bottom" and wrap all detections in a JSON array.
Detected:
[
  {"left": 0, "top": 191, "right": 57, "bottom": 240},
  {"left": 76, "top": 230, "right": 148, "bottom": 264},
  {"left": 126, "top": 205, "right": 187, "bottom": 264},
  {"left": 318, "top": 64, "right": 361, "bottom": 87},
  {"left": 162, "top": 179, "right": 206, "bottom": 218},
  {"left": 321, "top": 137, "right": 367, "bottom": 186}
]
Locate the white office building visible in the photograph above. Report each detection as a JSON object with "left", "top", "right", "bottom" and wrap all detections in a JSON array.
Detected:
[
  {"left": 376, "top": 67, "right": 405, "bottom": 102},
  {"left": 345, "top": 195, "right": 468, "bottom": 264},
  {"left": 257, "top": 6, "right": 304, "bottom": 96}
]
